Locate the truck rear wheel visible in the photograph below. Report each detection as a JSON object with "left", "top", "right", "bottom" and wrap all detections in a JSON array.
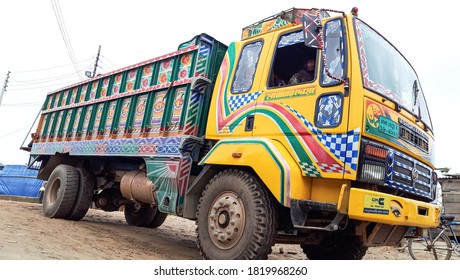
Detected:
[
  {"left": 43, "top": 164, "right": 79, "bottom": 219},
  {"left": 301, "top": 233, "right": 368, "bottom": 260},
  {"left": 66, "top": 167, "right": 95, "bottom": 221},
  {"left": 196, "top": 169, "right": 277, "bottom": 260},
  {"left": 124, "top": 204, "right": 167, "bottom": 228},
  {"left": 124, "top": 204, "right": 153, "bottom": 226},
  {"left": 143, "top": 208, "right": 168, "bottom": 228}
]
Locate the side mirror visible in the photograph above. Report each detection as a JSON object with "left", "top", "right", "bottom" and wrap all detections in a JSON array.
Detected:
[
  {"left": 302, "top": 13, "right": 322, "bottom": 49},
  {"left": 303, "top": 12, "right": 348, "bottom": 89}
]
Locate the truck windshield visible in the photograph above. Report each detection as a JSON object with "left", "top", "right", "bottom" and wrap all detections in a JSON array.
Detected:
[{"left": 354, "top": 19, "right": 432, "bottom": 130}]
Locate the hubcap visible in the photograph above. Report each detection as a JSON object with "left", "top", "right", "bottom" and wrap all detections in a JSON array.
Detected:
[
  {"left": 208, "top": 191, "right": 245, "bottom": 249},
  {"left": 46, "top": 178, "right": 61, "bottom": 206}
]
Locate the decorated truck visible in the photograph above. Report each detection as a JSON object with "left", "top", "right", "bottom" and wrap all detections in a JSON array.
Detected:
[{"left": 22, "top": 7, "right": 441, "bottom": 260}]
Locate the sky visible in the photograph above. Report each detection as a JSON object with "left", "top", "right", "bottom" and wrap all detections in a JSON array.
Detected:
[{"left": 0, "top": 0, "right": 459, "bottom": 173}]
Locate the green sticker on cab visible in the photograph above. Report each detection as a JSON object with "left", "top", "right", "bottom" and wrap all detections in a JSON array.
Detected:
[{"left": 378, "top": 116, "right": 399, "bottom": 138}]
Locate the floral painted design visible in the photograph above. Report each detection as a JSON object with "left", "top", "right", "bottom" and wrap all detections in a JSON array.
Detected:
[
  {"left": 179, "top": 68, "right": 188, "bottom": 79},
  {"left": 159, "top": 73, "right": 168, "bottom": 84},
  {"left": 181, "top": 53, "right": 191, "bottom": 66}
]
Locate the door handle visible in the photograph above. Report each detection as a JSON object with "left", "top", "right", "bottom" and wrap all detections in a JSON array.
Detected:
[{"left": 245, "top": 115, "right": 254, "bottom": 132}]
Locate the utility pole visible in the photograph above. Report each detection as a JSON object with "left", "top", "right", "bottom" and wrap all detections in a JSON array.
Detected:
[
  {"left": 92, "top": 45, "right": 101, "bottom": 78},
  {"left": 0, "top": 71, "right": 11, "bottom": 107}
]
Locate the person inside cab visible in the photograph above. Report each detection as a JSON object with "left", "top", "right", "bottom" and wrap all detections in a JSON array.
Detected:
[{"left": 289, "top": 58, "right": 315, "bottom": 85}]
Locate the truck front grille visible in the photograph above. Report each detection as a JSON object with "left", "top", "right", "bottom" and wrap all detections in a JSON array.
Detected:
[{"left": 386, "top": 150, "right": 433, "bottom": 201}]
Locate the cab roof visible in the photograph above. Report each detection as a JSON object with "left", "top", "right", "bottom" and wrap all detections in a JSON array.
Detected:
[{"left": 241, "top": 8, "right": 320, "bottom": 40}]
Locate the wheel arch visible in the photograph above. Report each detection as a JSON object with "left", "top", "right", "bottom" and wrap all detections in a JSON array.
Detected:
[
  {"left": 183, "top": 138, "right": 308, "bottom": 219},
  {"left": 37, "top": 154, "right": 79, "bottom": 180}
]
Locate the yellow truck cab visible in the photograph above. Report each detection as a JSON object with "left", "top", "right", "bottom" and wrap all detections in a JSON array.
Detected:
[
  {"left": 24, "top": 7, "right": 440, "bottom": 260},
  {"left": 201, "top": 8, "right": 440, "bottom": 259}
]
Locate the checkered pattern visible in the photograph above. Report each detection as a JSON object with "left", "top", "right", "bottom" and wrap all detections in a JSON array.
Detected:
[
  {"left": 284, "top": 104, "right": 360, "bottom": 171},
  {"left": 319, "top": 163, "right": 351, "bottom": 174},
  {"left": 316, "top": 130, "right": 359, "bottom": 171},
  {"left": 299, "top": 162, "right": 321, "bottom": 177},
  {"left": 228, "top": 91, "right": 262, "bottom": 111}
]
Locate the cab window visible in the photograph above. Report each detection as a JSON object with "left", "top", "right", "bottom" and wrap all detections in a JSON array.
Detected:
[
  {"left": 231, "top": 41, "right": 263, "bottom": 93},
  {"left": 269, "top": 30, "right": 318, "bottom": 88}
]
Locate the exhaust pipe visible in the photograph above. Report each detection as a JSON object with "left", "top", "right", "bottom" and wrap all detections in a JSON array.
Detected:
[{"left": 120, "top": 171, "right": 157, "bottom": 205}]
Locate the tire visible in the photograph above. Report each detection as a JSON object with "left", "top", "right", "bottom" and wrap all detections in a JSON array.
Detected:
[
  {"left": 301, "top": 233, "right": 368, "bottom": 260},
  {"left": 408, "top": 228, "right": 452, "bottom": 260},
  {"left": 143, "top": 208, "right": 168, "bottom": 228},
  {"left": 124, "top": 204, "right": 155, "bottom": 226},
  {"left": 66, "top": 167, "right": 95, "bottom": 221},
  {"left": 42, "top": 165, "right": 79, "bottom": 219},
  {"left": 124, "top": 203, "right": 168, "bottom": 228},
  {"left": 196, "top": 169, "right": 277, "bottom": 260}
]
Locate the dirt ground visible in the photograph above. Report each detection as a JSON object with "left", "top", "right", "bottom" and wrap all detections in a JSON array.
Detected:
[{"left": 0, "top": 197, "right": 442, "bottom": 260}]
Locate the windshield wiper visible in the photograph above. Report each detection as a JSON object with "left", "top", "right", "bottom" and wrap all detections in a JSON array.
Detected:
[
  {"left": 412, "top": 80, "right": 422, "bottom": 121},
  {"left": 412, "top": 80, "right": 419, "bottom": 106}
]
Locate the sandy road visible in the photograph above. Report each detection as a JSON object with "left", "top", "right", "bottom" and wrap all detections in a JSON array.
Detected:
[{"left": 0, "top": 198, "right": 418, "bottom": 260}]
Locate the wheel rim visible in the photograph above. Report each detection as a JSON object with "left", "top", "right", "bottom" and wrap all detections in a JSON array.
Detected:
[
  {"left": 46, "top": 177, "right": 61, "bottom": 206},
  {"left": 207, "top": 191, "right": 245, "bottom": 250}
]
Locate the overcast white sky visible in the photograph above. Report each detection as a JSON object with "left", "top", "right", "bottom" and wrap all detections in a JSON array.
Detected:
[{"left": 1, "top": 0, "right": 459, "bottom": 173}]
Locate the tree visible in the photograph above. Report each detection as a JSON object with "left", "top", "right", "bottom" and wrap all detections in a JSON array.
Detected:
[{"left": 436, "top": 167, "right": 450, "bottom": 174}]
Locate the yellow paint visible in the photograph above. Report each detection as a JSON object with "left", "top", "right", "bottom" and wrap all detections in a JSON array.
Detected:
[
  {"left": 201, "top": 138, "right": 311, "bottom": 206},
  {"left": 348, "top": 188, "right": 441, "bottom": 228},
  {"left": 310, "top": 178, "right": 347, "bottom": 203}
]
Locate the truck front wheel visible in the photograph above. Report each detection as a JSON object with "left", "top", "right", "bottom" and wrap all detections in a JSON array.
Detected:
[
  {"left": 43, "top": 164, "right": 79, "bottom": 219},
  {"left": 301, "top": 233, "right": 368, "bottom": 260},
  {"left": 196, "top": 169, "right": 277, "bottom": 260}
]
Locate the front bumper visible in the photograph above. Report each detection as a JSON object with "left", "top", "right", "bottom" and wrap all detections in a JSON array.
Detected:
[{"left": 347, "top": 187, "right": 441, "bottom": 228}]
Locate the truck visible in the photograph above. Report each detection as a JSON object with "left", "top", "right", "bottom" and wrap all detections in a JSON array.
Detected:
[{"left": 21, "top": 7, "right": 441, "bottom": 260}]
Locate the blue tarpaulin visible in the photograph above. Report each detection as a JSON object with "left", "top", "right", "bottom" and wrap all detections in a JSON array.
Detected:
[{"left": 0, "top": 165, "right": 42, "bottom": 197}]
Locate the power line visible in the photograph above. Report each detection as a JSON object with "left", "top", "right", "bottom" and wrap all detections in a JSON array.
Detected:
[
  {"left": 12, "top": 58, "right": 93, "bottom": 74},
  {"left": 51, "top": 0, "right": 82, "bottom": 80},
  {"left": 10, "top": 71, "right": 80, "bottom": 85},
  {"left": 1, "top": 102, "right": 42, "bottom": 107},
  {"left": 7, "top": 79, "right": 79, "bottom": 92},
  {"left": 100, "top": 54, "right": 119, "bottom": 69},
  {"left": 0, "top": 124, "right": 31, "bottom": 140}
]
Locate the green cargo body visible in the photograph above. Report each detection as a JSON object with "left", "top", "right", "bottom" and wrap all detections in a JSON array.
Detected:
[{"left": 30, "top": 34, "right": 227, "bottom": 216}]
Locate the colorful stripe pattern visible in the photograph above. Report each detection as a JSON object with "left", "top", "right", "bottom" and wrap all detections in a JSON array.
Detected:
[
  {"left": 200, "top": 137, "right": 291, "bottom": 205},
  {"left": 284, "top": 104, "right": 359, "bottom": 172},
  {"left": 212, "top": 45, "right": 359, "bottom": 177},
  {"left": 31, "top": 136, "right": 183, "bottom": 157}
]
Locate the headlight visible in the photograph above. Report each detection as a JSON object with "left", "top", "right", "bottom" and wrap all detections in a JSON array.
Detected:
[
  {"left": 361, "top": 160, "right": 386, "bottom": 182},
  {"left": 358, "top": 142, "right": 388, "bottom": 184}
]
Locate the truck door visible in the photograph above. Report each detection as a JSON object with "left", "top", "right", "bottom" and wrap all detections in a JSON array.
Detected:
[
  {"left": 205, "top": 36, "right": 272, "bottom": 139},
  {"left": 254, "top": 19, "right": 357, "bottom": 179}
]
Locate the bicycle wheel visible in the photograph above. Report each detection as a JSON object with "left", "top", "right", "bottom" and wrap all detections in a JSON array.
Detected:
[{"left": 408, "top": 228, "right": 452, "bottom": 260}]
